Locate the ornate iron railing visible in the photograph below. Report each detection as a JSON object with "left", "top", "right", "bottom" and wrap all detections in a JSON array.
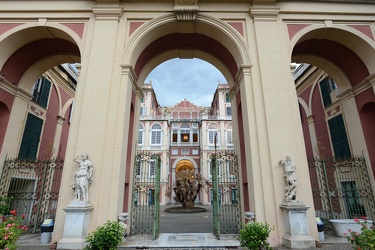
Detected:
[
  {"left": 130, "top": 152, "right": 160, "bottom": 239},
  {"left": 211, "top": 151, "right": 241, "bottom": 239},
  {"left": 0, "top": 157, "right": 64, "bottom": 233},
  {"left": 308, "top": 156, "right": 375, "bottom": 220}
]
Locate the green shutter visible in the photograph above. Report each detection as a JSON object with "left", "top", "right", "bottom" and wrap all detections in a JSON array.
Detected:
[
  {"left": 39, "top": 78, "right": 51, "bottom": 109},
  {"left": 328, "top": 114, "right": 351, "bottom": 157},
  {"left": 320, "top": 78, "right": 332, "bottom": 108},
  {"left": 18, "top": 113, "right": 43, "bottom": 160}
]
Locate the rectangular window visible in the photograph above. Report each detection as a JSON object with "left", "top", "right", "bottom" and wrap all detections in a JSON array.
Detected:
[
  {"left": 32, "top": 77, "right": 51, "bottom": 109},
  {"left": 208, "top": 130, "right": 217, "bottom": 145},
  {"left": 328, "top": 114, "right": 351, "bottom": 157},
  {"left": 18, "top": 113, "right": 43, "bottom": 160},
  {"left": 148, "top": 189, "right": 155, "bottom": 205},
  {"left": 140, "top": 106, "right": 146, "bottom": 116},
  {"left": 138, "top": 130, "right": 143, "bottom": 145},
  {"left": 226, "top": 106, "right": 232, "bottom": 116},
  {"left": 320, "top": 78, "right": 332, "bottom": 108},
  {"left": 342, "top": 181, "right": 365, "bottom": 218},
  {"left": 231, "top": 189, "right": 238, "bottom": 204},
  {"left": 181, "top": 149, "right": 189, "bottom": 155},
  {"left": 172, "top": 130, "right": 178, "bottom": 142},
  {"left": 225, "top": 93, "right": 230, "bottom": 103},
  {"left": 151, "top": 131, "right": 161, "bottom": 144},
  {"left": 171, "top": 149, "right": 178, "bottom": 155},
  {"left": 193, "top": 130, "right": 198, "bottom": 142},
  {"left": 192, "top": 149, "right": 199, "bottom": 155},
  {"left": 226, "top": 130, "right": 233, "bottom": 145}
]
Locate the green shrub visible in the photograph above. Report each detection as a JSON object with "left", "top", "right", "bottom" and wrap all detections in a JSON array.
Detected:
[
  {"left": 84, "top": 220, "right": 125, "bottom": 250},
  {"left": 346, "top": 217, "right": 375, "bottom": 250},
  {"left": 238, "top": 222, "right": 273, "bottom": 250}
]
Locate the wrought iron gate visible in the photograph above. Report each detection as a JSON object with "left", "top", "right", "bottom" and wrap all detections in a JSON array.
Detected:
[
  {"left": 130, "top": 152, "right": 160, "bottom": 240},
  {"left": 0, "top": 157, "right": 64, "bottom": 232},
  {"left": 308, "top": 156, "right": 375, "bottom": 220},
  {"left": 211, "top": 151, "right": 241, "bottom": 239}
]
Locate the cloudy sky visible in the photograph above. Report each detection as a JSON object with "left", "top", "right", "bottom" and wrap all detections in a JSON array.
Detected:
[{"left": 145, "top": 58, "right": 227, "bottom": 107}]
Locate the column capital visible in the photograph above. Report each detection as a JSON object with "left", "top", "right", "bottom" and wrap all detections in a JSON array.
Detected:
[
  {"left": 92, "top": 6, "right": 123, "bottom": 21},
  {"left": 306, "top": 115, "right": 314, "bottom": 125},
  {"left": 121, "top": 64, "right": 142, "bottom": 99},
  {"left": 249, "top": 6, "right": 280, "bottom": 21},
  {"left": 230, "top": 64, "right": 252, "bottom": 98}
]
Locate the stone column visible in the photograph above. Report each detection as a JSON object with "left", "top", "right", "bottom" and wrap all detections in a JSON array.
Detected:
[
  {"left": 52, "top": 115, "right": 65, "bottom": 158},
  {"left": 306, "top": 115, "right": 319, "bottom": 157},
  {"left": 339, "top": 91, "right": 368, "bottom": 156},
  {"left": 244, "top": 6, "right": 318, "bottom": 245},
  {"left": 53, "top": 4, "right": 132, "bottom": 243}
]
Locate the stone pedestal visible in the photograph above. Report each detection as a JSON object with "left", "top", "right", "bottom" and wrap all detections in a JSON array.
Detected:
[
  {"left": 57, "top": 201, "right": 94, "bottom": 250},
  {"left": 280, "top": 202, "right": 316, "bottom": 249}
]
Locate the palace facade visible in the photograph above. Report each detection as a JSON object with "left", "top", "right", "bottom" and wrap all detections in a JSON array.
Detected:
[{"left": 137, "top": 82, "right": 234, "bottom": 206}]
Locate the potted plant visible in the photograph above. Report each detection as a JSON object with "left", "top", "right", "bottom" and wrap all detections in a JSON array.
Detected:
[
  {"left": 84, "top": 220, "right": 125, "bottom": 250},
  {"left": 238, "top": 221, "right": 273, "bottom": 250}
]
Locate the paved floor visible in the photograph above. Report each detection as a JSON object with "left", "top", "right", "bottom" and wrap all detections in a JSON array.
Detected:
[{"left": 16, "top": 205, "right": 354, "bottom": 249}]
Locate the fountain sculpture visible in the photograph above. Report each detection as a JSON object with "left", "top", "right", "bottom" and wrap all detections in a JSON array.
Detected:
[{"left": 165, "top": 169, "right": 205, "bottom": 213}]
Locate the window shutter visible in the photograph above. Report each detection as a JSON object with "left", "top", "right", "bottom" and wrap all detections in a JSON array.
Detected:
[
  {"left": 39, "top": 78, "right": 51, "bottom": 109},
  {"left": 328, "top": 114, "right": 351, "bottom": 157},
  {"left": 19, "top": 113, "right": 43, "bottom": 159},
  {"left": 320, "top": 78, "right": 332, "bottom": 108}
]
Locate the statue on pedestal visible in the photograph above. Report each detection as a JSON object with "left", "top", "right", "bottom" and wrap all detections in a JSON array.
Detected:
[
  {"left": 279, "top": 156, "right": 298, "bottom": 202},
  {"left": 72, "top": 153, "right": 93, "bottom": 202}
]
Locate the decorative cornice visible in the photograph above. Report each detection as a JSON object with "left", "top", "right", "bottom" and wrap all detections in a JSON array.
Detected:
[
  {"left": 0, "top": 75, "right": 32, "bottom": 103},
  {"left": 174, "top": 0, "right": 199, "bottom": 22},
  {"left": 338, "top": 74, "right": 373, "bottom": 102},
  {"left": 92, "top": 6, "right": 123, "bottom": 21},
  {"left": 249, "top": 7, "right": 280, "bottom": 21}
]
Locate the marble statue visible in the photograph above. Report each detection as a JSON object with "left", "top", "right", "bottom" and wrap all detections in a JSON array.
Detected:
[
  {"left": 279, "top": 156, "right": 298, "bottom": 202},
  {"left": 72, "top": 153, "right": 93, "bottom": 201}
]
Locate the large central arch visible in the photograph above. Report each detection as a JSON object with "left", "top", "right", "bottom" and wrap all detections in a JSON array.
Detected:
[{"left": 120, "top": 13, "right": 253, "bottom": 214}]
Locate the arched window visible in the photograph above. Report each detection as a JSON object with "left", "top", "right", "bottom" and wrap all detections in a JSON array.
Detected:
[
  {"left": 150, "top": 123, "right": 162, "bottom": 145},
  {"left": 180, "top": 123, "right": 190, "bottom": 142}
]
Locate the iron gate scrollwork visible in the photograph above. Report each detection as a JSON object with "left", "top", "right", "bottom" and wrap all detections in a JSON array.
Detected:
[
  {"left": 130, "top": 152, "right": 160, "bottom": 240},
  {"left": 0, "top": 157, "right": 64, "bottom": 233},
  {"left": 308, "top": 156, "right": 375, "bottom": 220},
  {"left": 211, "top": 151, "right": 241, "bottom": 239}
]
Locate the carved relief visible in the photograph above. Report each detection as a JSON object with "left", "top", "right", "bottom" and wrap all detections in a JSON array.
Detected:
[{"left": 174, "top": 0, "right": 199, "bottom": 22}]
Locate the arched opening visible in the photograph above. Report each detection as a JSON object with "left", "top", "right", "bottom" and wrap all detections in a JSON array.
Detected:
[
  {"left": 176, "top": 159, "right": 194, "bottom": 173},
  {"left": 292, "top": 26, "right": 375, "bottom": 223},
  {"left": 0, "top": 102, "right": 10, "bottom": 149},
  {"left": 122, "top": 14, "right": 251, "bottom": 236}
]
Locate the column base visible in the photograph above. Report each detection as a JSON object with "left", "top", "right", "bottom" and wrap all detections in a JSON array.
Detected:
[
  {"left": 282, "top": 233, "right": 316, "bottom": 249},
  {"left": 57, "top": 238, "right": 87, "bottom": 250},
  {"left": 57, "top": 201, "right": 94, "bottom": 250}
]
